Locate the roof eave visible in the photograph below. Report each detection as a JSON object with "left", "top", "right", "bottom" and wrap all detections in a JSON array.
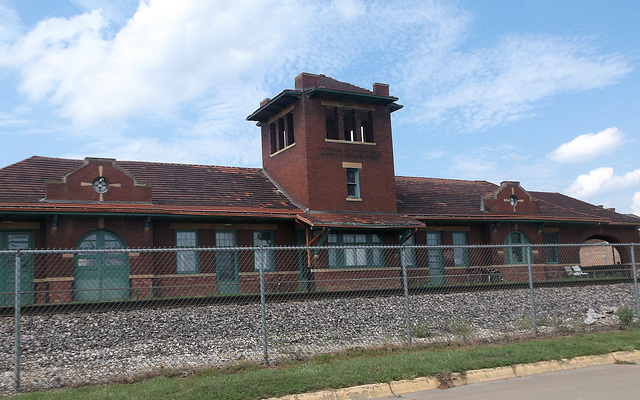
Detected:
[
  {"left": 305, "top": 88, "right": 401, "bottom": 107},
  {"left": 409, "top": 214, "right": 640, "bottom": 226},
  {"left": 246, "top": 90, "right": 303, "bottom": 122}
]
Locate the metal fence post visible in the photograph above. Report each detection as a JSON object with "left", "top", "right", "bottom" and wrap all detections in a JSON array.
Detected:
[
  {"left": 526, "top": 245, "right": 537, "bottom": 337},
  {"left": 259, "top": 266, "right": 269, "bottom": 366},
  {"left": 401, "top": 256, "right": 412, "bottom": 346},
  {"left": 14, "top": 251, "right": 21, "bottom": 393},
  {"left": 630, "top": 244, "right": 640, "bottom": 325}
]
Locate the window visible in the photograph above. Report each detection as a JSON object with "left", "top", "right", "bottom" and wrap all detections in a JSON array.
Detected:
[
  {"left": 452, "top": 232, "right": 469, "bottom": 266},
  {"left": 505, "top": 231, "right": 530, "bottom": 264},
  {"left": 343, "top": 233, "right": 367, "bottom": 266},
  {"left": 359, "top": 110, "right": 373, "bottom": 142},
  {"left": 325, "top": 107, "right": 374, "bottom": 143},
  {"left": 400, "top": 234, "right": 416, "bottom": 268},
  {"left": 346, "top": 168, "right": 360, "bottom": 198},
  {"left": 325, "top": 107, "right": 339, "bottom": 140},
  {"left": 343, "top": 109, "right": 356, "bottom": 141},
  {"left": 253, "top": 231, "right": 274, "bottom": 271},
  {"left": 269, "top": 112, "right": 295, "bottom": 154},
  {"left": 544, "top": 232, "right": 559, "bottom": 264},
  {"left": 328, "top": 231, "right": 385, "bottom": 268},
  {"left": 176, "top": 230, "right": 199, "bottom": 273}
]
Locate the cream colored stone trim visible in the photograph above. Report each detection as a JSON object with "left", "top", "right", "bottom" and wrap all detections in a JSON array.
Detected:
[
  {"left": 270, "top": 143, "right": 296, "bottom": 157},
  {"left": 342, "top": 162, "right": 362, "bottom": 169},
  {"left": 33, "top": 277, "right": 74, "bottom": 283},
  {"left": 239, "top": 271, "right": 298, "bottom": 276},
  {"left": 155, "top": 273, "right": 217, "bottom": 278},
  {"left": 324, "top": 139, "right": 376, "bottom": 146},
  {"left": 321, "top": 99, "right": 375, "bottom": 111},
  {"left": 267, "top": 103, "right": 295, "bottom": 125}
]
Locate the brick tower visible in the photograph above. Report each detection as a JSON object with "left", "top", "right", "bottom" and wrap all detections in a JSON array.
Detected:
[{"left": 247, "top": 73, "right": 403, "bottom": 214}]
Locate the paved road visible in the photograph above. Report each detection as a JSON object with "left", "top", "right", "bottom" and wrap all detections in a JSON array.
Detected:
[{"left": 373, "top": 360, "right": 640, "bottom": 400}]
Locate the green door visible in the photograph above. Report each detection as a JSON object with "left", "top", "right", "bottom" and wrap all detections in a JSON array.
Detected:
[
  {"left": 427, "top": 232, "right": 445, "bottom": 286},
  {"left": 0, "top": 232, "right": 34, "bottom": 306},
  {"left": 75, "top": 231, "right": 129, "bottom": 301},
  {"left": 215, "top": 231, "right": 239, "bottom": 294}
]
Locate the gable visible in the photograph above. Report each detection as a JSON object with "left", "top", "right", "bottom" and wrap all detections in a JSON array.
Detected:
[
  {"left": 481, "top": 181, "right": 540, "bottom": 214},
  {"left": 46, "top": 158, "right": 152, "bottom": 203}
]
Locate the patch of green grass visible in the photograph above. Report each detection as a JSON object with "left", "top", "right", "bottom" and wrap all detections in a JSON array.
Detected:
[
  {"left": 615, "top": 306, "right": 636, "bottom": 328},
  {"left": 14, "top": 328, "right": 640, "bottom": 400}
]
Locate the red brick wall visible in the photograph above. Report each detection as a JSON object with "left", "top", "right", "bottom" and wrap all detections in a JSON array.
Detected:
[{"left": 262, "top": 91, "right": 398, "bottom": 213}]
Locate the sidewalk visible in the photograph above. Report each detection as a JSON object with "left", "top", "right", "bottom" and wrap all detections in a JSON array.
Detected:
[{"left": 269, "top": 350, "right": 640, "bottom": 400}]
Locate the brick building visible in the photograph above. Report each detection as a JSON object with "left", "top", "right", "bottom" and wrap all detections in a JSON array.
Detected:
[{"left": 0, "top": 73, "right": 638, "bottom": 304}]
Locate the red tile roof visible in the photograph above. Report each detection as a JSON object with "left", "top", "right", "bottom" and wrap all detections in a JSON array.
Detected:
[
  {"left": 395, "top": 176, "right": 640, "bottom": 225},
  {"left": 395, "top": 176, "right": 497, "bottom": 217},
  {"left": 0, "top": 156, "right": 300, "bottom": 217},
  {"left": 0, "top": 157, "right": 637, "bottom": 226}
]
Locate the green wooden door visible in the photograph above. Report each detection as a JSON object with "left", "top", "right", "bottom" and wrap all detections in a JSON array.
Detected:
[
  {"left": 427, "top": 232, "right": 445, "bottom": 286},
  {"left": 0, "top": 232, "right": 34, "bottom": 306},
  {"left": 215, "top": 231, "right": 239, "bottom": 294},
  {"left": 75, "top": 231, "right": 129, "bottom": 301}
]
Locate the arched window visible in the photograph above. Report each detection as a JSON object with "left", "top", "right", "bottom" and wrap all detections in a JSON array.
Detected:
[{"left": 504, "top": 231, "right": 530, "bottom": 264}]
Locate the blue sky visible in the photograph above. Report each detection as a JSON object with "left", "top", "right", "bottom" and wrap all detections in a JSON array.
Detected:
[{"left": 1, "top": 0, "right": 639, "bottom": 215}]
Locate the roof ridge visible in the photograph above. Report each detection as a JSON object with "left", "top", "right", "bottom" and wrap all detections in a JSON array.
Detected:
[
  {"left": 121, "top": 159, "right": 262, "bottom": 170},
  {"left": 395, "top": 175, "right": 495, "bottom": 184},
  {"left": 6, "top": 156, "right": 263, "bottom": 172}
]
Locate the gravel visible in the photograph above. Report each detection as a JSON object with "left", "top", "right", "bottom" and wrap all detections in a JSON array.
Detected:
[{"left": 0, "top": 283, "right": 637, "bottom": 395}]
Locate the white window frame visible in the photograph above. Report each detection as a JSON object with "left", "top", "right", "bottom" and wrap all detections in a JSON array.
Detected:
[
  {"left": 346, "top": 168, "right": 360, "bottom": 198},
  {"left": 452, "top": 232, "right": 469, "bottom": 266},
  {"left": 253, "top": 231, "right": 275, "bottom": 271},
  {"left": 176, "top": 230, "right": 199, "bottom": 274}
]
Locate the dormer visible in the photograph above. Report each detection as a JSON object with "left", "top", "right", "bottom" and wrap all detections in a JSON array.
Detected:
[
  {"left": 46, "top": 158, "right": 152, "bottom": 203},
  {"left": 481, "top": 181, "right": 540, "bottom": 213},
  {"left": 247, "top": 73, "right": 403, "bottom": 214}
]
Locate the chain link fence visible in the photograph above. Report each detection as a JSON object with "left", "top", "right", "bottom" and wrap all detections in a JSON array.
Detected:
[{"left": 1, "top": 242, "right": 639, "bottom": 394}]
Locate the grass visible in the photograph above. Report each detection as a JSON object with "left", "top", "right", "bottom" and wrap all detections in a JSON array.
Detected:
[{"left": 14, "top": 327, "right": 640, "bottom": 400}]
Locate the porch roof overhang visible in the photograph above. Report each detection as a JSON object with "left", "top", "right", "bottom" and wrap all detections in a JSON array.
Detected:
[
  {"left": 408, "top": 213, "right": 640, "bottom": 227},
  {"left": 304, "top": 88, "right": 403, "bottom": 112},
  {"left": 0, "top": 202, "right": 299, "bottom": 220},
  {"left": 296, "top": 212, "right": 424, "bottom": 230}
]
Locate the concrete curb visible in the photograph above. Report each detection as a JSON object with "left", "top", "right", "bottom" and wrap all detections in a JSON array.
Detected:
[{"left": 267, "top": 350, "right": 640, "bottom": 400}]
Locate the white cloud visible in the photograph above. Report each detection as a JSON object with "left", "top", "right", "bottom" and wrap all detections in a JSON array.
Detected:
[
  {"left": 548, "top": 127, "right": 624, "bottom": 163},
  {"left": 0, "top": 0, "right": 22, "bottom": 43},
  {"left": 0, "top": 0, "right": 636, "bottom": 172},
  {"left": 70, "top": 0, "right": 139, "bottom": 26},
  {"left": 567, "top": 167, "right": 640, "bottom": 198},
  {"left": 0, "top": 0, "right": 474, "bottom": 129},
  {"left": 632, "top": 192, "right": 640, "bottom": 216},
  {"left": 400, "top": 35, "right": 633, "bottom": 131},
  {"left": 446, "top": 144, "right": 522, "bottom": 181}
]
